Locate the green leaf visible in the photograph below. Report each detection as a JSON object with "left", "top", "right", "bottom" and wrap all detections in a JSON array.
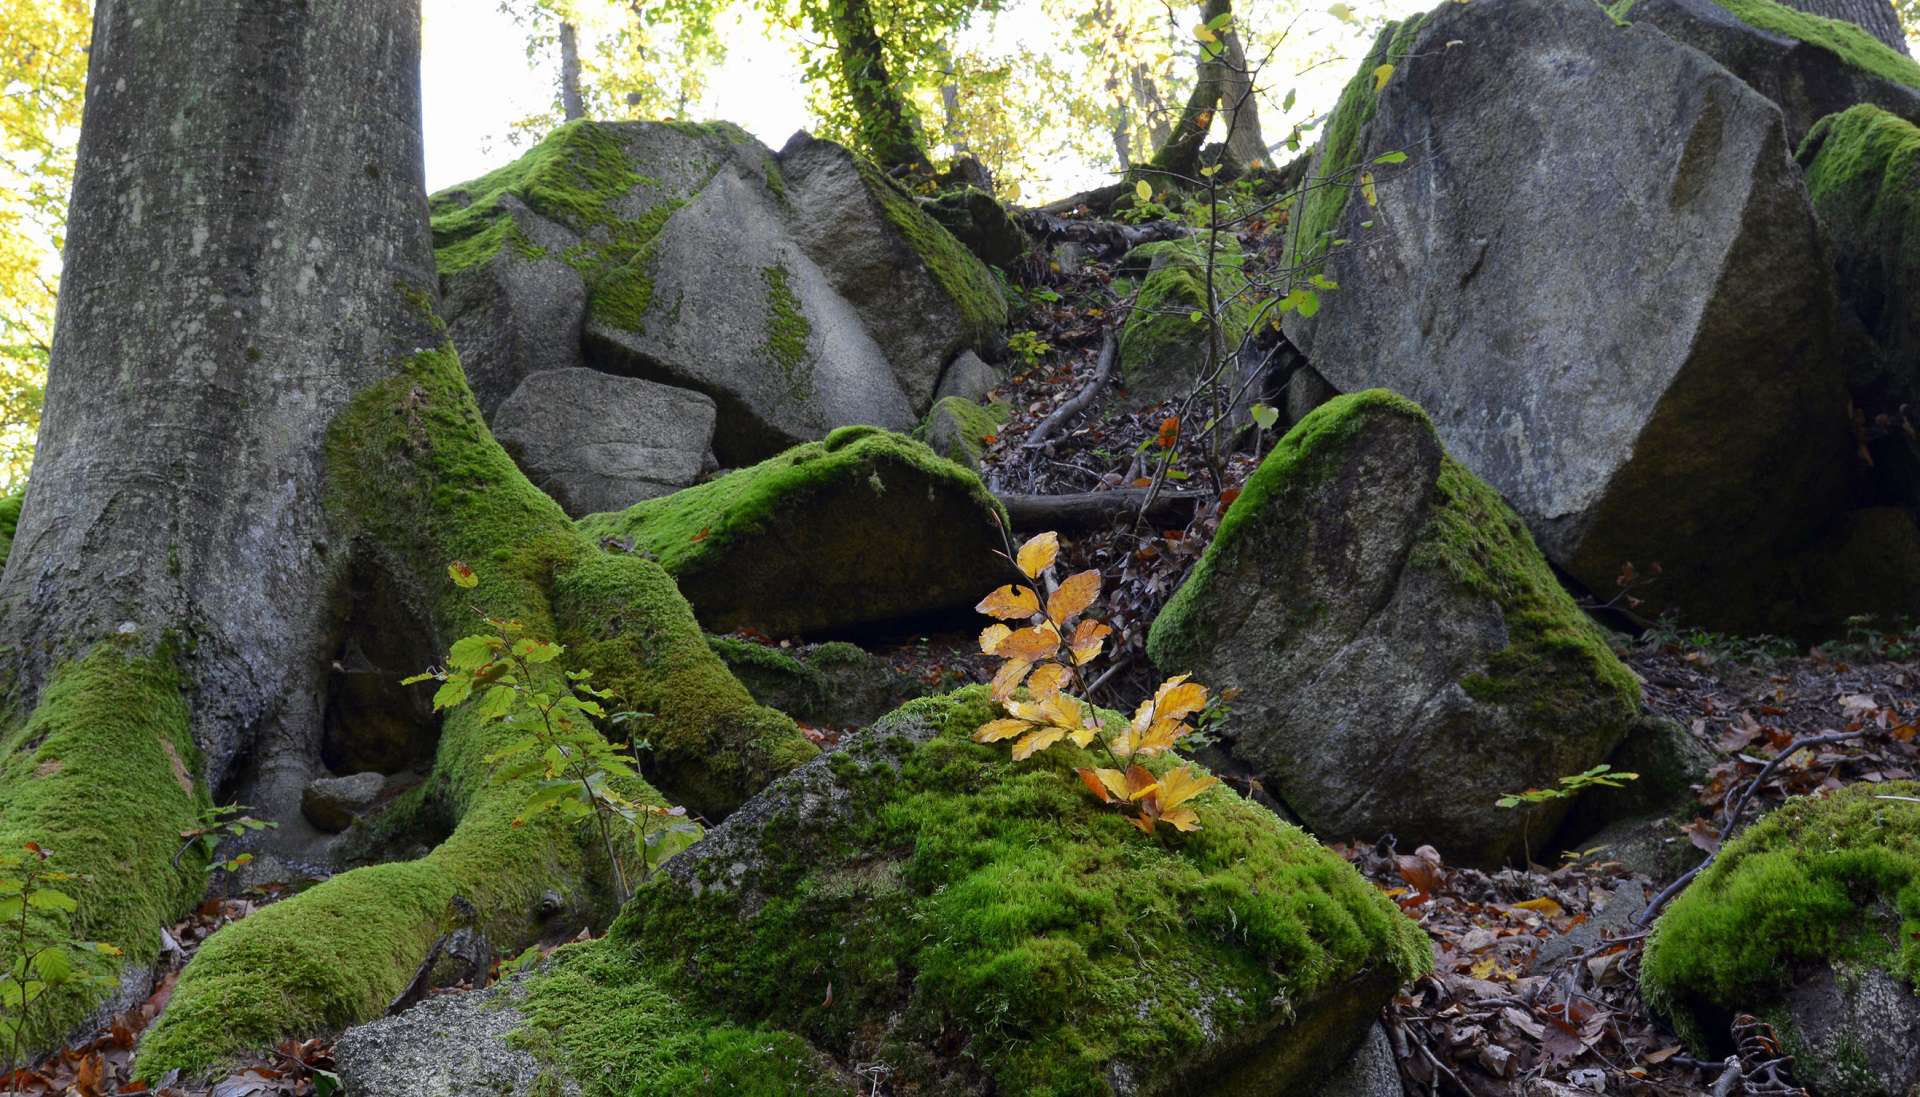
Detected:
[
  {"left": 1187, "top": 310, "right": 1205, "bottom": 324},
  {"left": 30, "top": 949, "right": 69, "bottom": 984},
  {"left": 472, "top": 685, "right": 516, "bottom": 723},
  {"left": 448, "top": 561, "right": 479, "bottom": 588},
  {"left": 432, "top": 676, "right": 473, "bottom": 712},
  {"left": 27, "top": 888, "right": 75, "bottom": 913},
  {"left": 1134, "top": 179, "right": 1152, "bottom": 203},
  {"left": 447, "top": 635, "right": 499, "bottom": 671},
  {"left": 1250, "top": 403, "right": 1279, "bottom": 431},
  {"left": 0, "top": 897, "right": 24, "bottom": 921},
  {"left": 1282, "top": 87, "right": 1296, "bottom": 112},
  {"left": 516, "top": 639, "right": 563, "bottom": 664},
  {"left": 399, "top": 672, "right": 437, "bottom": 686},
  {"left": 1374, "top": 150, "right": 1409, "bottom": 165}
]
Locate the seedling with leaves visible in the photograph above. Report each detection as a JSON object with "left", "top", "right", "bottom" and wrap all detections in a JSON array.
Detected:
[
  {"left": 174, "top": 804, "right": 276, "bottom": 876},
  {"left": 0, "top": 844, "right": 121, "bottom": 1089},
  {"left": 971, "top": 531, "right": 1221, "bottom": 833},
  {"left": 408, "top": 562, "right": 699, "bottom": 904},
  {"left": 1495, "top": 764, "right": 1639, "bottom": 866}
]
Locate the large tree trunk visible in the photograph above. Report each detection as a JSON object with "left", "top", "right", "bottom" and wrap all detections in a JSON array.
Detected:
[
  {"left": 1779, "top": 0, "right": 1910, "bottom": 53},
  {"left": 1144, "top": 0, "right": 1268, "bottom": 178},
  {"left": 0, "top": 0, "right": 811, "bottom": 1072},
  {"left": 822, "top": 0, "right": 933, "bottom": 174}
]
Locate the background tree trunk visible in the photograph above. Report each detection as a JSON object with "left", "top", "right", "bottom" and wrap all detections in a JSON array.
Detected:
[
  {"left": 560, "top": 20, "right": 587, "bottom": 119},
  {"left": 825, "top": 0, "right": 933, "bottom": 173},
  {"left": 1779, "top": 0, "right": 1910, "bottom": 53},
  {"left": 1217, "top": 13, "right": 1268, "bottom": 164}
]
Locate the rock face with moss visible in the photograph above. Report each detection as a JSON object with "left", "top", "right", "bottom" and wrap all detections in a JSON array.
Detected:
[
  {"left": 432, "top": 121, "right": 1007, "bottom": 466},
  {"left": 1117, "top": 237, "right": 1253, "bottom": 404},
  {"left": 707, "top": 635, "right": 949, "bottom": 727},
  {"left": 580, "top": 427, "right": 1009, "bottom": 636},
  {"left": 1629, "top": 0, "right": 1920, "bottom": 143},
  {"left": 1147, "top": 392, "right": 1640, "bottom": 866},
  {"left": 1286, "top": 0, "right": 1864, "bottom": 635},
  {"left": 915, "top": 394, "right": 1009, "bottom": 469},
  {"left": 1642, "top": 783, "right": 1920, "bottom": 1094}
]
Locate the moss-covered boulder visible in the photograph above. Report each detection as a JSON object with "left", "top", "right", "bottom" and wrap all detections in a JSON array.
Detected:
[
  {"left": 430, "top": 121, "right": 1006, "bottom": 465},
  {"left": 1800, "top": 105, "right": 1920, "bottom": 408},
  {"left": 579, "top": 427, "right": 1009, "bottom": 636},
  {"left": 1285, "top": 0, "right": 1861, "bottom": 635},
  {"left": 1117, "top": 238, "right": 1254, "bottom": 404},
  {"left": 610, "top": 687, "right": 1432, "bottom": 1096},
  {"left": 1629, "top": 0, "right": 1920, "bottom": 145},
  {"left": 914, "top": 394, "right": 1009, "bottom": 470},
  {"left": 921, "top": 185, "right": 1031, "bottom": 269},
  {"left": 1642, "top": 783, "right": 1920, "bottom": 1094},
  {"left": 707, "top": 635, "right": 950, "bottom": 727},
  {"left": 1147, "top": 391, "right": 1640, "bottom": 866}
]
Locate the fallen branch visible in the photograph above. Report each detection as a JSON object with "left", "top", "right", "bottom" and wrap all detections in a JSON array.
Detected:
[
  {"left": 1013, "top": 209, "right": 1193, "bottom": 257},
  {"left": 995, "top": 488, "right": 1206, "bottom": 532},
  {"left": 1024, "top": 334, "right": 1117, "bottom": 449},
  {"left": 1632, "top": 729, "right": 1868, "bottom": 931}
]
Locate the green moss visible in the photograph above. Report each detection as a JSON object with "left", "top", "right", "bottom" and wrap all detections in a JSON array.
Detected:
[
  {"left": 1711, "top": 0, "right": 1920, "bottom": 89},
  {"left": 1799, "top": 105, "right": 1920, "bottom": 367},
  {"left": 853, "top": 157, "right": 1008, "bottom": 340},
  {"left": 0, "top": 487, "right": 22, "bottom": 571},
  {"left": 914, "top": 395, "right": 1009, "bottom": 468},
  {"left": 613, "top": 687, "right": 1432, "bottom": 1096},
  {"left": 760, "top": 263, "right": 813, "bottom": 399},
  {"left": 0, "top": 640, "right": 207, "bottom": 1050},
  {"left": 1149, "top": 390, "right": 1638, "bottom": 723},
  {"left": 1295, "top": 16, "right": 1429, "bottom": 270},
  {"left": 509, "top": 939, "right": 845, "bottom": 1097},
  {"left": 663, "top": 120, "right": 757, "bottom": 145},
  {"left": 578, "top": 427, "right": 1005, "bottom": 579},
  {"left": 1641, "top": 782, "right": 1920, "bottom": 1049},
  {"left": 1117, "top": 238, "right": 1254, "bottom": 394}
]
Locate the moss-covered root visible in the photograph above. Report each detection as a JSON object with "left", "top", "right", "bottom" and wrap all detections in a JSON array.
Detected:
[
  {"left": 552, "top": 554, "right": 817, "bottom": 821},
  {"left": 0, "top": 641, "right": 208, "bottom": 1052},
  {"left": 1641, "top": 782, "right": 1920, "bottom": 1050},
  {"left": 136, "top": 343, "right": 814, "bottom": 1079}
]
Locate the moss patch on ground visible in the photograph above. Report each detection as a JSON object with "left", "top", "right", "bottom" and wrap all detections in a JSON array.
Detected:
[
  {"left": 611, "top": 687, "right": 1432, "bottom": 1096},
  {"left": 0, "top": 640, "right": 207, "bottom": 1050},
  {"left": 914, "top": 395, "right": 1010, "bottom": 468},
  {"left": 1642, "top": 782, "right": 1920, "bottom": 1048},
  {"left": 1293, "top": 16, "right": 1428, "bottom": 270},
  {"left": 1117, "top": 238, "right": 1254, "bottom": 396},
  {"left": 1710, "top": 0, "right": 1920, "bottom": 89}
]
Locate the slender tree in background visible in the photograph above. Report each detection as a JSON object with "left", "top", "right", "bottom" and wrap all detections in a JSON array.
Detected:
[
  {"left": 1148, "top": 0, "right": 1267, "bottom": 178},
  {"left": 0, "top": 0, "right": 809, "bottom": 1070},
  {"left": 560, "top": 19, "right": 588, "bottom": 118},
  {"left": 1784, "top": 0, "right": 1911, "bottom": 52}
]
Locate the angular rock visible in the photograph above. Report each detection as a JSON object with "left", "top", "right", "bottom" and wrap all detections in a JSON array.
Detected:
[
  {"left": 578, "top": 427, "right": 1009, "bottom": 636},
  {"left": 493, "top": 368, "right": 718, "bottom": 516},
  {"left": 1147, "top": 392, "right": 1641, "bottom": 865},
  {"left": 1286, "top": 0, "right": 1856, "bottom": 633},
  {"left": 299, "top": 771, "right": 385, "bottom": 834},
  {"left": 705, "top": 636, "right": 947, "bottom": 728},
  {"left": 1118, "top": 238, "right": 1253, "bottom": 404},
  {"left": 1322, "top": 1023, "right": 1406, "bottom": 1097},
  {"left": 609, "top": 688, "right": 1432, "bottom": 1096},
  {"left": 1642, "top": 781, "right": 1920, "bottom": 1094},
  {"left": 430, "top": 121, "right": 1006, "bottom": 465},
  {"left": 933, "top": 349, "right": 1003, "bottom": 404},
  {"left": 1629, "top": 0, "right": 1920, "bottom": 143},
  {"left": 914, "top": 395, "right": 1009, "bottom": 470},
  {"left": 334, "top": 983, "right": 551, "bottom": 1097}
]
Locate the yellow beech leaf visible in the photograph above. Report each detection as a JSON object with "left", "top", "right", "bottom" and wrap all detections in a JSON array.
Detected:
[
  {"left": 1069, "top": 619, "right": 1112, "bottom": 665},
  {"left": 1155, "top": 765, "right": 1219, "bottom": 812},
  {"left": 1005, "top": 698, "right": 1054, "bottom": 724},
  {"left": 979, "top": 623, "right": 1012, "bottom": 655},
  {"left": 1372, "top": 62, "right": 1394, "bottom": 91},
  {"left": 973, "top": 718, "right": 1032, "bottom": 744},
  {"left": 1016, "top": 531, "right": 1059, "bottom": 579},
  {"left": 1044, "top": 690, "right": 1083, "bottom": 729},
  {"left": 1027, "top": 662, "right": 1069, "bottom": 698},
  {"left": 1130, "top": 813, "right": 1158, "bottom": 834},
  {"left": 1161, "top": 806, "right": 1202, "bottom": 832},
  {"left": 998, "top": 623, "right": 1062, "bottom": 663},
  {"left": 1090, "top": 768, "right": 1131, "bottom": 801},
  {"left": 1130, "top": 695, "right": 1158, "bottom": 737},
  {"left": 1152, "top": 676, "right": 1210, "bottom": 723},
  {"left": 1012, "top": 726, "right": 1068, "bottom": 760},
  {"left": 1076, "top": 767, "right": 1116, "bottom": 802},
  {"left": 1133, "top": 179, "right": 1153, "bottom": 203},
  {"left": 1048, "top": 570, "right": 1101, "bottom": 624},
  {"left": 977, "top": 584, "right": 1040, "bottom": 620},
  {"left": 1361, "top": 169, "right": 1378, "bottom": 209},
  {"left": 1512, "top": 897, "right": 1565, "bottom": 918},
  {"left": 989, "top": 658, "right": 1032, "bottom": 702},
  {"left": 1125, "top": 764, "right": 1160, "bottom": 801},
  {"left": 1069, "top": 726, "right": 1100, "bottom": 748}
]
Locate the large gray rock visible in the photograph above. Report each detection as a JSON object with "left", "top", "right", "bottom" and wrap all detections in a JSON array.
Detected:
[
  {"left": 1629, "top": 0, "right": 1920, "bottom": 144},
  {"left": 432, "top": 121, "right": 1006, "bottom": 467},
  {"left": 1147, "top": 392, "right": 1641, "bottom": 866},
  {"left": 334, "top": 985, "right": 557, "bottom": 1097},
  {"left": 493, "top": 368, "right": 718, "bottom": 516},
  {"left": 1286, "top": 0, "right": 1856, "bottom": 633}
]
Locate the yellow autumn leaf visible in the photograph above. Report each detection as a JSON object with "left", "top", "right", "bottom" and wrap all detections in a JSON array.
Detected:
[
  {"left": 1155, "top": 765, "right": 1219, "bottom": 812},
  {"left": 1090, "top": 768, "right": 1132, "bottom": 801},
  {"left": 1069, "top": 619, "right": 1112, "bottom": 665},
  {"left": 1134, "top": 179, "right": 1153, "bottom": 203},
  {"left": 998, "top": 623, "right": 1062, "bottom": 663},
  {"left": 989, "top": 658, "right": 1032, "bottom": 702},
  {"left": 1124, "top": 764, "right": 1160, "bottom": 800},
  {"left": 1373, "top": 62, "right": 1394, "bottom": 91},
  {"left": 977, "top": 584, "right": 1040, "bottom": 620},
  {"left": 979, "top": 623, "right": 1012, "bottom": 655},
  {"left": 973, "top": 718, "right": 1033, "bottom": 744},
  {"left": 1016, "top": 531, "right": 1060, "bottom": 579},
  {"left": 1193, "top": 21, "right": 1217, "bottom": 42},
  {"left": 1161, "top": 806, "right": 1203, "bottom": 832},
  {"left": 1005, "top": 698, "right": 1054, "bottom": 725},
  {"left": 1027, "top": 662, "right": 1069, "bottom": 698},
  {"left": 1512, "top": 897, "right": 1565, "bottom": 918},
  {"left": 1012, "top": 726, "right": 1068, "bottom": 761},
  {"left": 1048, "top": 569, "right": 1101, "bottom": 624},
  {"left": 1069, "top": 726, "right": 1100, "bottom": 748},
  {"left": 1152, "top": 676, "right": 1210, "bottom": 723},
  {"left": 1044, "top": 690, "right": 1083, "bottom": 730},
  {"left": 1361, "top": 169, "right": 1378, "bottom": 209},
  {"left": 1076, "top": 767, "right": 1116, "bottom": 803}
]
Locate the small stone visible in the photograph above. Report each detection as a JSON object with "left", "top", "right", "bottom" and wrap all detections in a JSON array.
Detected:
[{"left": 301, "top": 771, "right": 386, "bottom": 834}]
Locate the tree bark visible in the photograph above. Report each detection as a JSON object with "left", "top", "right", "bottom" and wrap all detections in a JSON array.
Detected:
[
  {"left": 1779, "top": 0, "right": 1910, "bottom": 53},
  {"left": 1143, "top": 0, "right": 1269, "bottom": 178},
  {"left": 560, "top": 20, "right": 587, "bottom": 120},
  {"left": 823, "top": 0, "right": 933, "bottom": 173},
  {"left": 0, "top": 0, "right": 812, "bottom": 1070}
]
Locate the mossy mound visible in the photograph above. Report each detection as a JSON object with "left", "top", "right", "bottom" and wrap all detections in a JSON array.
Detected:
[
  {"left": 914, "top": 394, "right": 1009, "bottom": 469},
  {"left": 606, "top": 687, "right": 1432, "bottom": 1097},
  {"left": 1147, "top": 390, "right": 1639, "bottom": 865},
  {"left": 1799, "top": 104, "right": 1920, "bottom": 402},
  {"left": 706, "top": 636, "right": 947, "bottom": 727},
  {"left": 921, "top": 186, "right": 1030, "bottom": 270},
  {"left": 578, "top": 427, "right": 1009, "bottom": 636},
  {"left": 1642, "top": 783, "right": 1920, "bottom": 1049},
  {"left": 1116, "top": 238, "right": 1255, "bottom": 402},
  {"left": 1702, "top": 0, "right": 1920, "bottom": 91}
]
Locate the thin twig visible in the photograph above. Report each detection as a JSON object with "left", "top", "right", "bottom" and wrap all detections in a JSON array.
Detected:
[{"left": 1024, "top": 333, "right": 1118, "bottom": 449}]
